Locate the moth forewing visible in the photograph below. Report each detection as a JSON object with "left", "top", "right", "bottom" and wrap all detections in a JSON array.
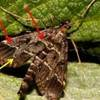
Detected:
[
  {"left": 0, "top": 21, "right": 70, "bottom": 100},
  {"left": 18, "top": 22, "right": 70, "bottom": 100}
]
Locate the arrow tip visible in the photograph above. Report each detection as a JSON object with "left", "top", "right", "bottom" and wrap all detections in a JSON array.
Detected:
[
  {"left": 7, "top": 58, "right": 13, "bottom": 65},
  {"left": 0, "top": 58, "right": 14, "bottom": 70}
]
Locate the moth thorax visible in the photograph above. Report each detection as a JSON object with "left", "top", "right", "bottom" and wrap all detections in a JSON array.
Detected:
[{"left": 60, "top": 21, "right": 71, "bottom": 33}]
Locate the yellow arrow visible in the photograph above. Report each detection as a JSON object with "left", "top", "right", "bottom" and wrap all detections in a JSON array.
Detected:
[{"left": 0, "top": 58, "right": 13, "bottom": 70}]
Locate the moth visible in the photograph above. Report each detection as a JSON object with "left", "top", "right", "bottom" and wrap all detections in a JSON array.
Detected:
[{"left": 0, "top": 21, "right": 70, "bottom": 100}]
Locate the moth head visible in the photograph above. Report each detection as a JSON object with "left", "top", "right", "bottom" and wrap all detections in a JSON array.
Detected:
[{"left": 60, "top": 20, "right": 71, "bottom": 33}]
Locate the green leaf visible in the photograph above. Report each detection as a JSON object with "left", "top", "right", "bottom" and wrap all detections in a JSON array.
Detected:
[
  {"left": 0, "top": 0, "right": 99, "bottom": 43},
  {"left": 70, "top": 0, "right": 100, "bottom": 42},
  {"left": 0, "top": 63, "right": 100, "bottom": 100}
]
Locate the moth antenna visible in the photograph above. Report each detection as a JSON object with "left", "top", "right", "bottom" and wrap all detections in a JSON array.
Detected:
[
  {"left": 68, "top": 0, "right": 96, "bottom": 34},
  {"left": 0, "top": 18, "right": 13, "bottom": 44},
  {"left": 24, "top": 4, "right": 38, "bottom": 27},
  {"left": 40, "top": 19, "right": 47, "bottom": 29},
  {"left": 81, "top": 0, "right": 96, "bottom": 18},
  {"left": 35, "top": 7, "right": 46, "bottom": 28},
  {"left": 71, "top": 39, "right": 81, "bottom": 63},
  {"left": 24, "top": 4, "right": 45, "bottom": 40}
]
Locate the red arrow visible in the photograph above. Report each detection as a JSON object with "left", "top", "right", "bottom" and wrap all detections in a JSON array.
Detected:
[
  {"left": 24, "top": 4, "right": 45, "bottom": 40},
  {"left": 0, "top": 18, "right": 13, "bottom": 44}
]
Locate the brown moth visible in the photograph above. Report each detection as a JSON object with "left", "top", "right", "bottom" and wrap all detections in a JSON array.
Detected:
[{"left": 0, "top": 21, "right": 70, "bottom": 100}]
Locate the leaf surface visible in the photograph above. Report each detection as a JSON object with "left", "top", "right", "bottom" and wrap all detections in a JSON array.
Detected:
[{"left": 0, "top": 63, "right": 100, "bottom": 100}]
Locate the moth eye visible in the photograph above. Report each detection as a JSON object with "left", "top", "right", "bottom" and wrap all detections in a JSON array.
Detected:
[{"left": 36, "top": 41, "right": 44, "bottom": 46}]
